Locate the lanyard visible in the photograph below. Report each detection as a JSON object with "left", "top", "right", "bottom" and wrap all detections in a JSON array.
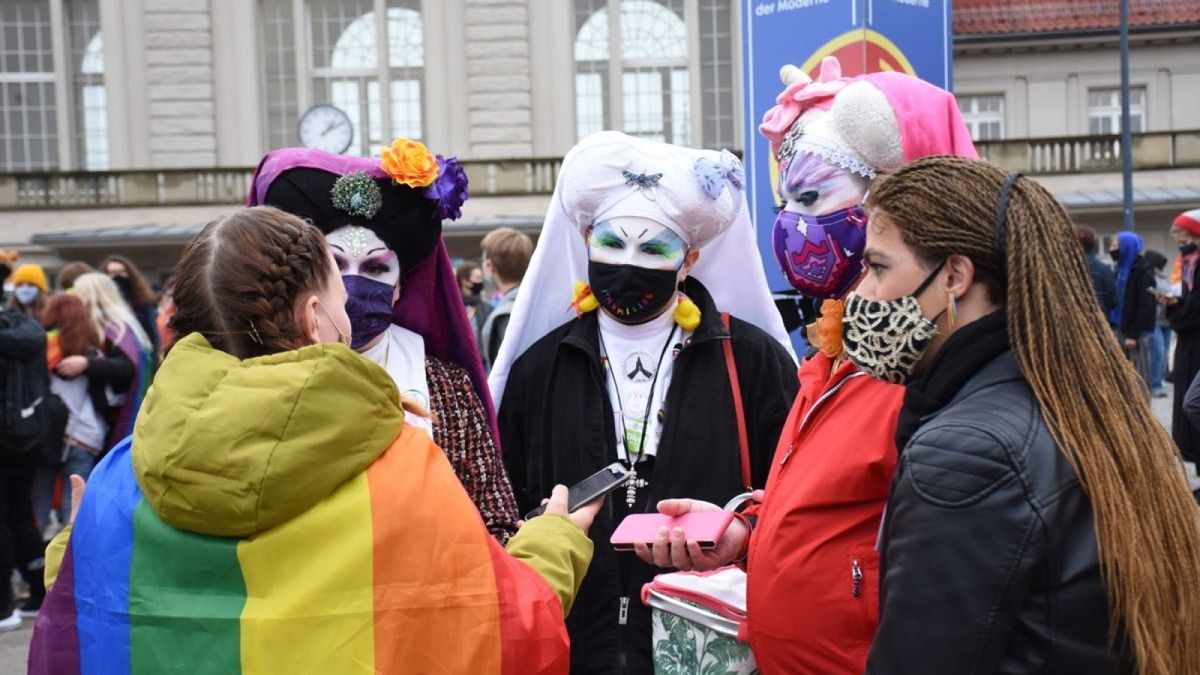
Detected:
[{"left": 598, "top": 323, "right": 678, "bottom": 465}]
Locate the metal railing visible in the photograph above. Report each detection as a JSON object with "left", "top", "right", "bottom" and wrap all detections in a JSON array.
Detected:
[
  {"left": 0, "top": 157, "right": 563, "bottom": 210},
  {"left": 2, "top": 132, "right": 1198, "bottom": 210},
  {"left": 974, "top": 129, "right": 1200, "bottom": 174}
]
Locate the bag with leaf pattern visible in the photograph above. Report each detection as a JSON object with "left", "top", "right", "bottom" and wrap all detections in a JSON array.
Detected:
[{"left": 641, "top": 566, "right": 758, "bottom": 675}]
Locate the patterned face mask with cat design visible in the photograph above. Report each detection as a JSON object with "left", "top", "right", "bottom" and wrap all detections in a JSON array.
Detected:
[{"left": 841, "top": 261, "right": 945, "bottom": 384}]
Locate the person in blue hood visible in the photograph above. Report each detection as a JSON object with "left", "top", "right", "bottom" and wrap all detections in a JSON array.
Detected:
[{"left": 1109, "top": 231, "right": 1156, "bottom": 388}]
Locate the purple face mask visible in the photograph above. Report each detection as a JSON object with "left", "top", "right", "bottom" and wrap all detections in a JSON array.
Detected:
[
  {"left": 343, "top": 275, "right": 395, "bottom": 350},
  {"left": 772, "top": 204, "right": 868, "bottom": 300}
]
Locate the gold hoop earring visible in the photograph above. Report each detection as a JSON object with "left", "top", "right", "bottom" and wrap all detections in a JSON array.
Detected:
[{"left": 947, "top": 292, "right": 958, "bottom": 330}]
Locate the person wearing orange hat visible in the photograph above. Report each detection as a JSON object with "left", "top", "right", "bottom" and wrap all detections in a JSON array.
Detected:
[
  {"left": 1169, "top": 208, "right": 1200, "bottom": 470},
  {"left": 6, "top": 264, "right": 48, "bottom": 322}
]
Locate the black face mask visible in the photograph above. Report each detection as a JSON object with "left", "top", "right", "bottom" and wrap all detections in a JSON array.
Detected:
[
  {"left": 1109, "top": 249, "right": 1121, "bottom": 262},
  {"left": 469, "top": 281, "right": 484, "bottom": 296},
  {"left": 111, "top": 274, "right": 132, "bottom": 298},
  {"left": 1182, "top": 243, "right": 1198, "bottom": 255},
  {"left": 587, "top": 260, "right": 679, "bottom": 324}
]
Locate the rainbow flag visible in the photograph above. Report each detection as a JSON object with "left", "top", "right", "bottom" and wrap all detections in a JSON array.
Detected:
[
  {"left": 46, "top": 329, "right": 62, "bottom": 369},
  {"left": 104, "top": 324, "right": 153, "bottom": 452},
  {"left": 30, "top": 432, "right": 570, "bottom": 674}
]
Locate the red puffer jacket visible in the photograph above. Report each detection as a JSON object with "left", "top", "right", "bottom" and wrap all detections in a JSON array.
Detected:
[{"left": 745, "top": 353, "right": 902, "bottom": 675}]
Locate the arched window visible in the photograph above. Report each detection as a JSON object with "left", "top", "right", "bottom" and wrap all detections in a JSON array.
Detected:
[
  {"left": 574, "top": 0, "right": 690, "bottom": 145},
  {"left": 262, "top": 0, "right": 424, "bottom": 155},
  {"left": 76, "top": 31, "right": 107, "bottom": 169}
]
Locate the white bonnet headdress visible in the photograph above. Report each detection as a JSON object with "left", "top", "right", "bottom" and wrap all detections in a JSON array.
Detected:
[
  {"left": 557, "top": 131, "right": 746, "bottom": 250},
  {"left": 487, "top": 131, "right": 795, "bottom": 406}
]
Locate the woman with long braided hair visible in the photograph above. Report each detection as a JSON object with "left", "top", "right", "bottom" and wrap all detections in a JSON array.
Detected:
[
  {"left": 31, "top": 206, "right": 599, "bottom": 674},
  {"left": 842, "top": 155, "right": 1200, "bottom": 674}
]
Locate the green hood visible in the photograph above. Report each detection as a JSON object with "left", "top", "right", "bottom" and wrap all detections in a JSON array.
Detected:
[{"left": 132, "top": 333, "right": 404, "bottom": 537}]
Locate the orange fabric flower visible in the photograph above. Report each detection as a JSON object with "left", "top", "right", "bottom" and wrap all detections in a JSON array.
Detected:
[
  {"left": 381, "top": 138, "right": 439, "bottom": 188},
  {"left": 814, "top": 298, "right": 846, "bottom": 359}
]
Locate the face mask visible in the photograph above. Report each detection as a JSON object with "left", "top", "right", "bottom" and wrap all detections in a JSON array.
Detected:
[
  {"left": 841, "top": 262, "right": 946, "bottom": 384},
  {"left": 772, "top": 205, "right": 868, "bottom": 299},
  {"left": 1182, "top": 243, "right": 1198, "bottom": 255},
  {"left": 342, "top": 275, "right": 394, "bottom": 350},
  {"left": 13, "top": 285, "right": 38, "bottom": 306},
  {"left": 469, "top": 281, "right": 484, "bottom": 296},
  {"left": 1109, "top": 249, "right": 1121, "bottom": 262},
  {"left": 111, "top": 275, "right": 132, "bottom": 297},
  {"left": 587, "top": 260, "right": 678, "bottom": 324}
]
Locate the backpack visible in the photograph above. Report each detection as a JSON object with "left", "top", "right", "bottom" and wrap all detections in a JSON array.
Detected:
[{"left": 0, "top": 310, "right": 67, "bottom": 459}]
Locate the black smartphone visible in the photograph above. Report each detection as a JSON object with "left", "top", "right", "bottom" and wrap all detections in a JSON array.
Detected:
[{"left": 524, "top": 462, "right": 632, "bottom": 520}]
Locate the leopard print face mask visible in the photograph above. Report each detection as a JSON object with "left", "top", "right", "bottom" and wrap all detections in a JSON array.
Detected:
[{"left": 841, "top": 261, "right": 945, "bottom": 384}]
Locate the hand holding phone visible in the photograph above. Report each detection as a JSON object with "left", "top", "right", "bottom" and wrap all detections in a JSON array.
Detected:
[
  {"left": 611, "top": 511, "right": 735, "bottom": 552},
  {"left": 628, "top": 498, "right": 750, "bottom": 572},
  {"left": 537, "top": 484, "right": 603, "bottom": 534},
  {"left": 524, "top": 463, "right": 631, "bottom": 520}
]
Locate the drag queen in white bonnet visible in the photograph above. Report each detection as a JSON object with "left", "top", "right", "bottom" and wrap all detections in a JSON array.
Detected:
[{"left": 491, "top": 131, "right": 796, "bottom": 675}]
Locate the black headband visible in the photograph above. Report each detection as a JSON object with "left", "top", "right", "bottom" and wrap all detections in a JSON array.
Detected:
[{"left": 995, "top": 171, "right": 1023, "bottom": 261}]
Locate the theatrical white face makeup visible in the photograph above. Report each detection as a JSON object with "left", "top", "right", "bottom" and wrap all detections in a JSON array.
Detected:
[
  {"left": 326, "top": 225, "right": 401, "bottom": 287},
  {"left": 587, "top": 217, "right": 688, "bottom": 271},
  {"left": 779, "top": 152, "right": 870, "bottom": 217}
]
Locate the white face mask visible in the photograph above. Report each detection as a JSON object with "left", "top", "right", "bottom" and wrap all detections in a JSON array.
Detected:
[{"left": 13, "top": 284, "right": 39, "bottom": 306}]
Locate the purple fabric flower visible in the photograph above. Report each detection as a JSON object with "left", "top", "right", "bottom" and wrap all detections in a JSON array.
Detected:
[{"left": 423, "top": 155, "right": 470, "bottom": 221}]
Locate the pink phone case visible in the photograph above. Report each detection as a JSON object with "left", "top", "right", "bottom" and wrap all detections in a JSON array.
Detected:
[{"left": 610, "top": 511, "right": 736, "bottom": 551}]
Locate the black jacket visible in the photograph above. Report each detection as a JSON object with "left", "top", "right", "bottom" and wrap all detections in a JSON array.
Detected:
[
  {"left": 1169, "top": 259, "right": 1200, "bottom": 462},
  {"left": 869, "top": 350, "right": 1127, "bottom": 674},
  {"left": 0, "top": 309, "right": 49, "bottom": 466},
  {"left": 131, "top": 301, "right": 160, "bottom": 358},
  {"left": 82, "top": 340, "right": 133, "bottom": 430},
  {"left": 499, "top": 279, "right": 797, "bottom": 675},
  {"left": 1086, "top": 254, "right": 1118, "bottom": 320},
  {"left": 1118, "top": 257, "right": 1156, "bottom": 338}
]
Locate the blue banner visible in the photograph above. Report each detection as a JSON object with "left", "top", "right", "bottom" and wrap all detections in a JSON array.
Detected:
[{"left": 741, "top": 0, "right": 952, "bottom": 351}]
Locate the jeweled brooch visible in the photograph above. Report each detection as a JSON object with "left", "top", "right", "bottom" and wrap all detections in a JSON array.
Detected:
[
  {"left": 330, "top": 171, "right": 383, "bottom": 219},
  {"left": 623, "top": 170, "right": 663, "bottom": 189}
]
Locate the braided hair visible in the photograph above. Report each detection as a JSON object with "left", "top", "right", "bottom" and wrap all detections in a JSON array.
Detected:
[
  {"left": 168, "top": 206, "right": 334, "bottom": 359},
  {"left": 867, "top": 155, "right": 1200, "bottom": 675}
]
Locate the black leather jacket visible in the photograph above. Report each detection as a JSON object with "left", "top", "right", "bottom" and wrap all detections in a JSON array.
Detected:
[{"left": 867, "top": 351, "right": 1130, "bottom": 674}]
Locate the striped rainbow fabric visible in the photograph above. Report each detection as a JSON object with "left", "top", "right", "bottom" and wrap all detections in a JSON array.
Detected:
[
  {"left": 103, "top": 324, "right": 153, "bottom": 452},
  {"left": 30, "top": 434, "right": 570, "bottom": 674}
]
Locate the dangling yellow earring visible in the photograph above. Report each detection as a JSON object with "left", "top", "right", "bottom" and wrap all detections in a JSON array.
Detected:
[
  {"left": 947, "top": 291, "right": 958, "bottom": 330},
  {"left": 570, "top": 280, "right": 599, "bottom": 315}
]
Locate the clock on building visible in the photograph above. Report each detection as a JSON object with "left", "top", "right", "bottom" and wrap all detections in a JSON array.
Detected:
[{"left": 297, "top": 104, "right": 354, "bottom": 154}]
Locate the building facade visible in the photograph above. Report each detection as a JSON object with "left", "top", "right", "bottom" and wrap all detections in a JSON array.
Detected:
[{"left": 0, "top": 0, "right": 1197, "bottom": 281}]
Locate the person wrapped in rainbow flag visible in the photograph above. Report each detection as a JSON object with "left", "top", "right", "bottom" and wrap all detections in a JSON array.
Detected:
[
  {"left": 30, "top": 207, "right": 596, "bottom": 674},
  {"left": 247, "top": 140, "right": 520, "bottom": 544}
]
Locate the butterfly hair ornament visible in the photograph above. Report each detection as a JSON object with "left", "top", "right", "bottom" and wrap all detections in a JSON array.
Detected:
[
  {"left": 693, "top": 149, "right": 745, "bottom": 200},
  {"left": 623, "top": 171, "right": 663, "bottom": 189}
]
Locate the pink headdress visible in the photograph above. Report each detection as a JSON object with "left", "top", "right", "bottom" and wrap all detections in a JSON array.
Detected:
[{"left": 759, "top": 56, "right": 978, "bottom": 178}]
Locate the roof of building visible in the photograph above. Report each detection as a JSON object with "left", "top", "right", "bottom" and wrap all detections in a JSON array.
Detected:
[
  {"left": 1058, "top": 185, "right": 1200, "bottom": 209},
  {"left": 954, "top": 0, "right": 1200, "bottom": 36}
]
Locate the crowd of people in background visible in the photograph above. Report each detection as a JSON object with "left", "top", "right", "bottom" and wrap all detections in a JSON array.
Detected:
[
  {"left": 1076, "top": 223, "right": 1182, "bottom": 399},
  {"left": 0, "top": 254, "right": 156, "bottom": 633}
]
